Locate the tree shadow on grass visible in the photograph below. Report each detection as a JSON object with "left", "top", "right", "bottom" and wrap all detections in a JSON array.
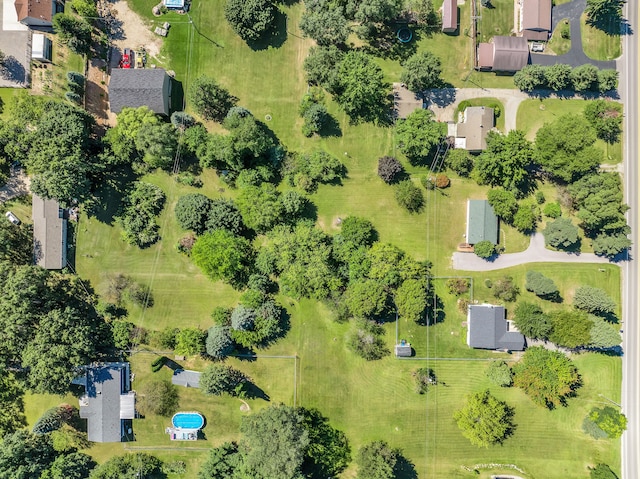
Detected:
[
  {"left": 318, "top": 113, "right": 342, "bottom": 137},
  {"left": 362, "top": 23, "right": 420, "bottom": 63},
  {"left": 394, "top": 455, "right": 418, "bottom": 479},
  {"left": 243, "top": 381, "right": 270, "bottom": 401},
  {"left": 247, "top": 9, "right": 288, "bottom": 51},
  {"left": 87, "top": 166, "right": 138, "bottom": 225}
]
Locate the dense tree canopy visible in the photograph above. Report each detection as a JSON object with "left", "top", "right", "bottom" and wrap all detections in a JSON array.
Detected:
[
  {"left": 0, "top": 369, "right": 26, "bottom": 437},
  {"left": 549, "top": 309, "right": 592, "bottom": 348},
  {"left": 283, "top": 150, "right": 345, "bottom": 192},
  {"left": 334, "top": 51, "right": 390, "bottom": 124},
  {"left": 512, "top": 347, "right": 581, "bottom": 408},
  {"left": 514, "top": 302, "right": 552, "bottom": 340},
  {"left": 395, "top": 278, "right": 429, "bottom": 323},
  {"left": 104, "top": 106, "right": 160, "bottom": 164},
  {"left": 236, "top": 184, "right": 286, "bottom": 233},
  {"left": 52, "top": 14, "right": 92, "bottom": 55},
  {"left": 356, "top": 440, "right": 399, "bottom": 479},
  {"left": 303, "top": 46, "right": 344, "bottom": 92},
  {"left": 0, "top": 430, "right": 58, "bottom": 479},
  {"left": 188, "top": 76, "right": 238, "bottom": 122},
  {"left": 400, "top": 51, "right": 443, "bottom": 92},
  {"left": 117, "top": 182, "right": 166, "bottom": 248},
  {"left": 344, "top": 279, "right": 388, "bottom": 319},
  {"left": 0, "top": 219, "right": 32, "bottom": 265},
  {"left": 134, "top": 123, "right": 178, "bottom": 170},
  {"left": 224, "top": 0, "right": 276, "bottom": 41},
  {"left": 584, "top": 100, "right": 623, "bottom": 143},
  {"left": 474, "top": 130, "right": 534, "bottom": 195},
  {"left": 543, "top": 217, "right": 580, "bottom": 250},
  {"left": 486, "top": 360, "right": 513, "bottom": 387},
  {"left": 41, "top": 452, "right": 95, "bottom": 479},
  {"left": 175, "top": 193, "right": 213, "bottom": 235},
  {"left": 535, "top": 115, "right": 601, "bottom": 182},
  {"left": 300, "top": 0, "right": 349, "bottom": 45},
  {"left": 89, "top": 453, "right": 164, "bottom": 479},
  {"left": 454, "top": 390, "right": 515, "bottom": 447},
  {"left": 206, "top": 325, "right": 234, "bottom": 360},
  {"left": 584, "top": 406, "right": 627, "bottom": 439},
  {"left": 191, "top": 229, "right": 254, "bottom": 287},
  {"left": 487, "top": 188, "right": 518, "bottom": 223},
  {"left": 395, "top": 109, "right": 446, "bottom": 165},
  {"left": 585, "top": 0, "right": 623, "bottom": 30}
]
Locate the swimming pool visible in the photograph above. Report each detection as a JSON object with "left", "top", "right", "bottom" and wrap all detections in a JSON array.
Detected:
[{"left": 172, "top": 412, "right": 204, "bottom": 430}]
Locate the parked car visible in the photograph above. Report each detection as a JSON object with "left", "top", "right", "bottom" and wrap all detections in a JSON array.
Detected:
[{"left": 5, "top": 211, "right": 20, "bottom": 225}]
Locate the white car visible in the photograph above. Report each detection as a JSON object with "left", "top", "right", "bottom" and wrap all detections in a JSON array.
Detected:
[{"left": 5, "top": 211, "right": 20, "bottom": 225}]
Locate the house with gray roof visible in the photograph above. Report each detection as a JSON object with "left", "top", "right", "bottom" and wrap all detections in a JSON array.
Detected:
[
  {"left": 466, "top": 199, "right": 498, "bottom": 245},
  {"left": 451, "top": 106, "right": 495, "bottom": 152},
  {"left": 32, "top": 194, "right": 67, "bottom": 270},
  {"left": 109, "top": 68, "right": 171, "bottom": 115},
  {"left": 477, "top": 36, "right": 529, "bottom": 72},
  {"left": 467, "top": 304, "right": 525, "bottom": 351},
  {"left": 78, "top": 363, "right": 135, "bottom": 443}
]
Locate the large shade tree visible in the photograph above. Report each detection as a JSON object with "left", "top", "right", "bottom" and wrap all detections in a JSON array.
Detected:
[{"left": 454, "top": 390, "right": 515, "bottom": 447}]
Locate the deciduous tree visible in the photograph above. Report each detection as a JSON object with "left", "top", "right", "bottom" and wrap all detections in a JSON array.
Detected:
[
  {"left": 300, "top": 0, "right": 349, "bottom": 45},
  {"left": 200, "top": 364, "right": 249, "bottom": 396},
  {"left": 395, "top": 109, "right": 446, "bottom": 165},
  {"left": 473, "top": 240, "right": 495, "bottom": 259},
  {"left": 356, "top": 440, "right": 398, "bottom": 479},
  {"left": 486, "top": 360, "right": 513, "bottom": 387},
  {"left": 191, "top": 229, "right": 254, "bottom": 287},
  {"left": 487, "top": 188, "right": 518, "bottom": 223},
  {"left": 395, "top": 278, "right": 429, "bottom": 323},
  {"left": 512, "top": 346, "right": 581, "bottom": 408},
  {"left": 584, "top": 100, "right": 622, "bottom": 143},
  {"left": 138, "top": 380, "right": 179, "bottom": 417},
  {"left": 400, "top": 51, "right": 442, "bottom": 92},
  {"left": 454, "top": 390, "right": 515, "bottom": 447},
  {"left": 224, "top": 0, "right": 276, "bottom": 41},
  {"left": 394, "top": 180, "right": 424, "bottom": 212}
]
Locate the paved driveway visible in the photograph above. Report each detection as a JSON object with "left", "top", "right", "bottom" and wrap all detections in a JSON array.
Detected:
[
  {"left": 531, "top": 0, "right": 617, "bottom": 68},
  {"left": 452, "top": 233, "right": 614, "bottom": 271},
  {"left": 0, "top": 0, "right": 30, "bottom": 87}
]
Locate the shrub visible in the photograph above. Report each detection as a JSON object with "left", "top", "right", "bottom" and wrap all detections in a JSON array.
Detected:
[
  {"left": 170, "top": 111, "right": 196, "bottom": 130},
  {"left": 543, "top": 202, "right": 562, "bottom": 218},
  {"left": 66, "top": 71, "right": 85, "bottom": 85},
  {"left": 421, "top": 176, "right": 435, "bottom": 190},
  {"left": 32, "top": 407, "right": 64, "bottom": 435},
  {"left": 493, "top": 276, "right": 520, "bottom": 302},
  {"left": 413, "top": 367, "right": 437, "bottom": 394},
  {"left": 445, "top": 149, "right": 474, "bottom": 177},
  {"left": 175, "top": 172, "right": 202, "bottom": 187},
  {"left": 560, "top": 20, "right": 570, "bottom": 39},
  {"left": 525, "top": 270, "right": 559, "bottom": 300},
  {"left": 65, "top": 91, "right": 82, "bottom": 104},
  {"left": 156, "top": 327, "right": 180, "bottom": 349},
  {"left": 377, "top": 156, "right": 404, "bottom": 183},
  {"left": 486, "top": 360, "right": 513, "bottom": 387},
  {"left": 174, "top": 328, "right": 206, "bottom": 356},
  {"left": 584, "top": 406, "right": 627, "bottom": 439},
  {"left": 394, "top": 180, "right": 424, "bottom": 212},
  {"left": 434, "top": 174, "right": 450, "bottom": 188},
  {"left": 474, "top": 240, "right": 495, "bottom": 259},
  {"left": 348, "top": 320, "right": 389, "bottom": 360},
  {"left": 535, "top": 191, "right": 545, "bottom": 204},
  {"left": 150, "top": 356, "right": 166, "bottom": 372},
  {"left": 446, "top": 278, "right": 470, "bottom": 295}
]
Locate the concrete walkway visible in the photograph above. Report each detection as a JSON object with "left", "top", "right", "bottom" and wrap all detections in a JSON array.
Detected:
[{"left": 452, "top": 233, "right": 613, "bottom": 271}]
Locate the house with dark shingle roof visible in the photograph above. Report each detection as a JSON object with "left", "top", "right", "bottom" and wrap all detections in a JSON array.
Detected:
[
  {"left": 109, "top": 68, "right": 171, "bottom": 115},
  {"left": 32, "top": 194, "right": 67, "bottom": 270},
  {"left": 77, "top": 363, "right": 136, "bottom": 443},
  {"left": 466, "top": 199, "right": 498, "bottom": 245},
  {"left": 467, "top": 304, "right": 525, "bottom": 351}
]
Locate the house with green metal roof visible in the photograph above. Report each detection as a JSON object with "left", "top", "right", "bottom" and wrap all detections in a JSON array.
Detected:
[{"left": 466, "top": 199, "right": 498, "bottom": 245}]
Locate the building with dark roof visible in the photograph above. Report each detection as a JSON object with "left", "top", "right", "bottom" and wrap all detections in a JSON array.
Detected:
[
  {"left": 394, "top": 340, "right": 412, "bottom": 357},
  {"left": 467, "top": 304, "right": 525, "bottom": 351},
  {"left": 521, "top": 0, "right": 551, "bottom": 41},
  {"left": 442, "top": 0, "right": 458, "bottom": 33},
  {"left": 477, "top": 36, "right": 529, "bottom": 72},
  {"left": 78, "top": 363, "right": 135, "bottom": 443},
  {"left": 172, "top": 369, "right": 201, "bottom": 388},
  {"left": 32, "top": 194, "right": 67, "bottom": 270},
  {"left": 453, "top": 106, "right": 495, "bottom": 152},
  {"left": 14, "top": 0, "right": 63, "bottom": 28},
  {"left": 109, "top": 68, "right": 171, "bottom": 115},
  {"left": 466, "top": 199, "right": 498, "bottom": 245}
]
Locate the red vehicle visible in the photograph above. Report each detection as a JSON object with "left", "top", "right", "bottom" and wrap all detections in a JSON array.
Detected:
[{"left": 119, "top": 48, "right": 133, "bottom": 69}]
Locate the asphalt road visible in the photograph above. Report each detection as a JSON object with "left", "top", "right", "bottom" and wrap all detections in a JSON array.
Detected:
[{"left": 620, "top": 0, "right": 639, "bottom": 477}]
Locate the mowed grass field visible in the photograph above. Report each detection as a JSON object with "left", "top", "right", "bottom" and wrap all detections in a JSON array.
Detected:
[
  {"left": 580, "top": 14, "right": 622, "bottom": 61},
  {"left": 516, "top": 98, "right": 623, "bottom": 164},
  {"left": 63, "top": 0, "right": 626, "bottom": 477}
]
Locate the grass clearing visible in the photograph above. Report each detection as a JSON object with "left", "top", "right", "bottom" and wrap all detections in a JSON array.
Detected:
[
  {"left": 516, "top": 98, "right": 622, "bottom": 163},
  {"left": 476, "top": 0, "right": 515, "bottom": 43},
  {"left": 580, "top": 14, "right": 621, "bottom": 61},
  {"left": 62, "top": 0, "right": 625, "bottom": 475},
  {"left": 548, "top": 19, "right": 572, "bottom": 55}
]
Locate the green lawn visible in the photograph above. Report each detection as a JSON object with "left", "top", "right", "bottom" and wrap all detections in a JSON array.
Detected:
[
  {"left": 476, "top": 0, "right": 514, "bottom": 43},
  {"left": 60, "top": 0, "right": 626, "bottom": 476},
  {"left": 580, "top": 14, "right": 622, "bottom": 61},
  {"left": 516, "top": 98, "right": 623, "bottom": 164},
  {"left": 548, "top": 19, "right": 572, "bottom": 55}
]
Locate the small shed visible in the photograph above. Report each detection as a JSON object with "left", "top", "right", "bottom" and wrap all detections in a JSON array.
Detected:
[
  {"left": 172, "top": 369, "right": 201, "bottom": 388},
  {"left": 441, "top": 0, "right": 457, "bottom": 33},
  {"left": 466, "top": 199, "right": 498, "bottom": 245},
  {"left": 162, "top": 0, "right": 185, "bottom": 8},
  {"left": 395, "top": 340, "right": 412, "bottom": 357},
  {"left": 31, "top": 34, "right": 52, "bottom": 62}
]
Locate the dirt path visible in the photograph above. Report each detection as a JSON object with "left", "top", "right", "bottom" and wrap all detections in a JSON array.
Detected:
[{"left": 109, "top": 0, "right": 163, "bottom": 60}]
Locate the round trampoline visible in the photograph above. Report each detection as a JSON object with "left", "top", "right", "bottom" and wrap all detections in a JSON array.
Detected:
[
  {"left": 397, "top": 27, "right": 412, "bottom": 43},
  {"left": 172, "top": 412, "right": 204, "bottom": 430}
]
